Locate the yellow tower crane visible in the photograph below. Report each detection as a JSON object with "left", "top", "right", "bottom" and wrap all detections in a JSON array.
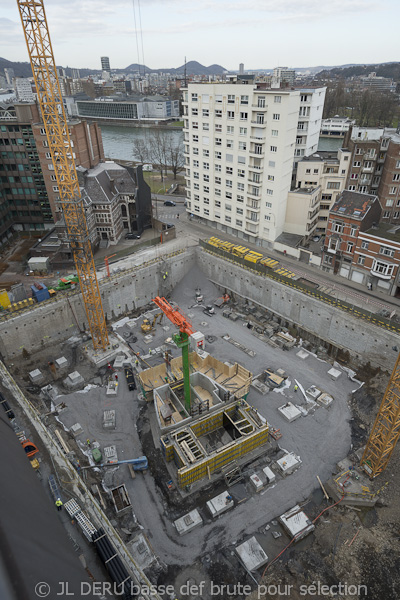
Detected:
[
  {"left": 361, "top": 352, "right": 400, "bottom": 478},
  {"left": 16, "top": 0, "right": 109, "bottom": 351}
]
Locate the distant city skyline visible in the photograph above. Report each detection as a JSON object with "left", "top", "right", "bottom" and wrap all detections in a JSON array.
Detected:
[{"left": 1, "top": 0, "right": 398, "bottom": 72}]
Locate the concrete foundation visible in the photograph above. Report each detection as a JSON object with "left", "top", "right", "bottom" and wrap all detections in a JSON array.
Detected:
[
  {"left": 262, "top": 466, "right": 276, "bottom": 484},
  {"left": 64, "top": 371, "right": 84, "bottom": 389},
  {"left": 279, "top": 505, "right": 315, "bottom": 541},
  {"left": 250, "top": 474, "right": 264, "bottom": 493},
  {"left": 277, "top": 453, "right": 302, "bottom": 475},
  {"left": 55, "top": 356, "right": 68, "bottom": 369},
  {"left": 104, "top": 445, "right": 118, "bottom": 463},
  {"left": 70, "top": 423, "right": 84, "bottom": 437},
  {"left": 235, "top": 536, "right": 268, "bottom": 571},
  {"left": 174, "top": 510, "right": 203, "bottom": 536},
  {"left": 103, "top": 410, "right": 116, "bottom": 430},
  {"left": 278, "top": 402, "right": 302, "bottom": 423},
  {"left": 328, "top": 367, "right": 342, "bottom": 381},
  {"left": 29, "top": 369, "right": 44, "bottom": 384},
  {"left": 206, "top": 491, "right": 234, "bottom": 518}
]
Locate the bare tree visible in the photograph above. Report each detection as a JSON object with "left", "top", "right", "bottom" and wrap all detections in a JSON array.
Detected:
[
  {"left": 132, "top": 138, "right": 150, "bottom": 164},
  {"left": 165, "top": 135, "right": 184, "bottom": 180},
  {"left": 149, "top": 130, "right": 169, "bottom": 182}
]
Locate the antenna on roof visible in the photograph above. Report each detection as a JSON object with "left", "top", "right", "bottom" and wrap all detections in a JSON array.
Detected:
[{"left": 184, "top": 56, "right": 187, "bottom": 88}]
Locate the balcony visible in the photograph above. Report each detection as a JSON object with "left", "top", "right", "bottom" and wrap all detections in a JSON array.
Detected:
[
  {"left": 251, "top": 121, "right": 267, "bottom": 127},
  {"left": 247, "top": 191, "right": 260, "bottom": 200},
  {"left": 252, "top": 104, "right": 267, "bottom": 110},
  {"left": 248, "top": 178, "right": 262, "bottom": 185},
  {"left": 250, "top": 135, "right": 265, "bottom": 141},
  {"left": 248, "top": 164, "right": 262, "bottom": 171},
  {"left": 249, "top": 150, "right": 264, "bottom": 158},
  {"left": 362, "top": 166, "right": 373, "bottom": 173},
  {"left": 370, "top": 266, "right": 394, "bottom": 280}
]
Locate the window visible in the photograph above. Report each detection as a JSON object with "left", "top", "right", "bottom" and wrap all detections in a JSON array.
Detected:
[
  {"left": 380, "top": 246, "right": 395, "bottom": 257},
  {"left": 191, "top": 93, "right": 198, "bottom": 102},
  {"left": 215, "top": 151, "right": 221, "bottom": 160},
  {"left": 240, "top": 95, "right": 249, "bottom": 105},
  {"left": 227, "top": 94, "right": 235, "bottom": 104},
  {"left": 203, "top": 185, "right": 209, "bottom": 193},
  {"left": 215, "top": 199, "right": 221, "bottom": 206},
  {"left": 45, "top": 152, "right": 51, "bottom": 159},
  {"left": 353, "top": 161, "right": 361, "bottom": 167},
  {"left": 203, "top": 149, "right": 209, "bottom": 157},
  {"left": 256, "top": 114, "right": 264, "bottom": 124},
  {"left": 350, "top": 225, "right": 357, "bottom": 236},
  {"left": 327, "top": 182, "right": 340, "bottom": 189},
  {"left": 389, "top": 187, "right": 397, "bottom": 195},
  {"left": 215, "top": 188, "right": 221, "bottom": 196},
  {"left": 194, "top": 194, "right": 200, "bottom": 201},
  {"left": 372, "top": 260, "right": 394, "bottom": 277},
  {"left": 393, "top": 174, "right": 400, "bottom": 182},
  {"left": 227, "top": 125, "right": 234, "bottom": 134},
  {"left": 237, "top": 195, "right": 244, "bottom": 202},
  {"left": 357, "top": 255, "right": 365, "bottom": 265},
  {"left": 269, "top": 161, "right": 275, "bottom": 168},
  {"left": 383, "top": 211, "right": 390, "bottom": 218},
  {"left": 193, "top": 171, "right": 199, "bottom": 179},
  {"left": 202, "top": 123, "right": 209, "bottom": 131},
  {"left": 192, "top": 121, "right": 198, "bottom": 129},
  {"left": 226, "top": 167, "right": 233, "bottom": 175},
  {"left": 264, "top": 215, "right": 271, "bottom": 222},
  {"left": 215, "top": 109, "right": 222, "bottom": 118},
  {"left": 226, "top": 179, "right": 233, "bottom": 188},
  {"left": 236, "top": 207, "right": 243, "bottom": 215},
  {"left": 239, "top": 127, "right": 247, "bottom": 135},
  {"left": 215, "top": 95, "right": 222, "bottom": 104},
  {"left": 350, "top": 174, "right": 359, "bottom": 180},
  {"left": 348, "top": 185, "right": 356, "bottom": 191},
  {"left": 268, "top": 175, "right": 274, "bottom": 181},
  {"left": 192, "top": 135, "right": 198, "bottom": 143},
  {"left": 202, "top": 109, "right": 209, "bottom": 117},
  {"left": 225, "top": 216, "right": 231, "bottom": 223},
  {"left": 258, "top": 96, "right": 265, "bottom": 108},
  {"left": 394, "top": 212, "right": 400, "bottom": 219},
  {"left": 203, "top": 162, "right": 209, "bottom": 170},
  {"left": 215, "top": 176, "right": 221, "bottom": 185},
  {"left": 215, "top": 138, "right": 222, "bottom": 146},
  {"left": 254, "top": 144, "right": 263, "bottom": 155},
  {"left": 386, "top": 199, "right": 394, "bottom": 207},
  {"left": 226, "top": 139, "right": 233, "bottom": 148},
  {"left": 225, "top": 193, "right": 232, "bottom": 201},
  {"left": 194, "top": 183, "right": 200, "bottom": 190},
  {"left": 333, "top": 222, "right": 343, "bottom": 233},
  {"left": 237, "top": 182, "right": 244, "bottom": 191},
  {"left": 204, "top": 208, "right": 209, "bottom": 215},
  {"left": 236, "top": 219, "right": 243, "bottom": 227},
  {"left": 239, "top": 141, "right": 247, "bottom": 151},
  {"left": 237, "top": 169, "right": 245, "bottom": 178},
  {"left": 346, "top": 242, "right": 354, "bottom": 253},
  {"left": 273, "top": 113, "right": 280, "bottom": 120},
  {"left": 193, "top": 147, "right": 199, "bottom": 155},
  {"left": 270, "top": 146, "right": 277, "bottom": 153},
  {"left": 215, "top": 164, "right": 221, "bottom": 172},
  {"left": 313, "top": 169, "right": 319, "bottom": 174},
  {"left": 300, "top": 94, "right": 309, "bottom": 102},
  {"left": 50, "top": 175, "right": 57, "bottom": 182},
  {"left": 226, "top": 153, "right": 233, "bottom": 162},
  {"left": 361, "top": 241, "right": 369, "bottom": 250},
  {"left": 202, "top": 136, "right": 209, "bottom": 145},
  {"left": 204, "top": 198, "right": 209, "bottom": 205},
  {"left": 266, "top": 189, "right": 273, "bottom": 195},
  {"left": 274, "top": 95, "right": 281, "bottom": 103},
  {"left": 203, "top": 174, "right": 209, "bottom": 182},
  {"left": 227, "top": 111, "right": 235, "bottom": 120},
  {"left": 193, "top": 160, "right": 199, "bottom": 168},
  {"left": 271, "top": 130, "right": 278, "bottom": 137},
  {"left": 240, "top": 112, "right": 248, "bottom": 120},
  {"left": 265, "top": 202, "right": 272, "bottom": 208}
]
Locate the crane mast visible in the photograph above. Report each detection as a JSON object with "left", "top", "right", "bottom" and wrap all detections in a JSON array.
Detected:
[
  {"left": 361, "top": 352, "right": 400, "bottom": 478},
  {"left": 16, "top": 0, "right": 109, "bottom": 350}
]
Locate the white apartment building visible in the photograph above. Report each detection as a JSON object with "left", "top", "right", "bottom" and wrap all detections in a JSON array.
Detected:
[
  {"left": 284, "top": 148, "right": 351, "bottom": 238},
  {"left": 183, "top": 80, "right": 325, "bottom": 245},
  {"left": 15, "top": 78, "right": 35, "bottom": 103}
]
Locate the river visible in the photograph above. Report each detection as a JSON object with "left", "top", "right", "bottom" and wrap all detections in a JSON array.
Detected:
[
  {"left": 100, "top": 123, "right": 343, "bottom": 161},
  {"left": 99, "top": 124, "right": 183, "bottom": 162}
]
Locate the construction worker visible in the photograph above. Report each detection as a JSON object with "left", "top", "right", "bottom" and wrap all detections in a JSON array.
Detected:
[
  {"left": 86, "top": 439, "right": 91, "bottom": 446},
  {"left": 55, "top": 498, "right": 63, "bottom": 511},
  {"left": 135, "top": 359, "right": 139, "bottom": 367},
  {"left": 149, "top": 348, "right": 152, "bottom": 355},
  {"left": 294, "top": 384, "right": 298, "bottom": 392}
]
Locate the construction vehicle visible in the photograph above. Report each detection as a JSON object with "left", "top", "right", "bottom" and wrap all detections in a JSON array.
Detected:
[
  {"left": 153, "top": 296, "right": 195, "bottom": 412},
  {"left": 244, "top": 251, "right": 263, "bottom": 264},
  {"left": 203, "top": 305, "right": 215, "bottom": 316},
  {"left": 55, "top": 275, "right": 79, "bottom": 291},
  {"left": 215, "top": 293, "right": 230, "bottom": 308},
  {"left": 195, "top": 288, "right": 204, "bottom": 303},
  {"left": 141, "top": 312, "right": 163, "bottom": 334},
  {"left": 124, "top": 367, "right": 136, "bottom": 391},
  {"left": 17, "top": 0, "right": 108, "bottom": 351}
]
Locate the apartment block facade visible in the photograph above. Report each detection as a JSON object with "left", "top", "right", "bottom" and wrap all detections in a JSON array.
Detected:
[
  {"left": 32, "top": 119, "right": 105, "bottom": 220},
  {"left": 285, "top": 148, "right": 351, "bottom": 238},
  {"left": 183, "top": 80, "right": 325, "bottom": 245},
  {"left": 0, "top": 102, "right": 54, "bottom": 246}
]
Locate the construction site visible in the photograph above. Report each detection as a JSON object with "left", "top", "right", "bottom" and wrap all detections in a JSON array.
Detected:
[{"left": 1, "top": 2, "right": 400, "bottom": 600}]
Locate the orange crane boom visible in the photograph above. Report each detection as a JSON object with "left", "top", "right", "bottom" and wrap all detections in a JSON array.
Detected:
[{"left": 16, "top": 0, "right": 109, "bottom": 351}]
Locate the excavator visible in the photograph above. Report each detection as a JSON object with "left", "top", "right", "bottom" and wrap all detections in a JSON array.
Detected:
[{"left": 141, "top": 312, "right": 163, "bottom": 334}]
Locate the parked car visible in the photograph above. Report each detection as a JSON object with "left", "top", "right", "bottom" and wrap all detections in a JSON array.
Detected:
[
  {"left": 164, "top": 200, "right": 176, "bottom": 207},
  {"left": 125, "top": 232, "right": 141, "bottom": 239}
]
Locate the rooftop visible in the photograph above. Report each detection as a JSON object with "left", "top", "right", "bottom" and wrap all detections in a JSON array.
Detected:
[
  {"left": 364, "top": 223, "right": 400, "bottom": 244},
  {"left": 331, "top": 190, "right": 379, "bottom": 220}
]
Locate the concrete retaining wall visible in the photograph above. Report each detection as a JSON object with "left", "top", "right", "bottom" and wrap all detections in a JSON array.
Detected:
[
  {"left": 0, "top": 249, "right": 196, "bottom": 359},
  {"left": 196, "top": 247, "right": 399, "bottom": 371}
]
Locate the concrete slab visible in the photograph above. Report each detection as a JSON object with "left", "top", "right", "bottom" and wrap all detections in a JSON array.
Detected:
[
  {"left": 70, "top": 423, "right": 83, "bottom": 437},
  {"left": 55, "top": 356, "right": 68, "bottom": 369},
  {"left": 103, "top": 410, "right": 116, "bottom": 430},
  {"left": 206, "top": 491, "right": 234, "bottom": 518},
  {"left": 127, "top": 533, "right": 156, "bottom": 570},
  {"left": 174, "top": 509, "right": 203, "bottom": 536},
  {"left": 296, "top": 349, "right": 309, "bottom": 360},
  {"left": 29, "top": 369, "right": 44, "bottom": 384},
  {"left": 277, "top": 453, "right": 302, "bottom": 476},
  {"left": 235, "top": 536, "right": 268, "bottom": 571},
  {"left": 328, "top": 367, "right": 342, "bottom": 381},
  {"left": 279, "top": 505, "right": 315, "bottom": 541},
  {"left": 250, "top": 474, "right": 263, "bottom": 493},
  {"left": 113, "top": 355, "right": 126, "bottom": 369},
  {"left": 64, "top": 371, "right": 84, "bottom": 389},
  {"left": 262, "top": 466, "right": 276, "bottom": 484},
  {"left": 106, "top": 381, "right": 119, "bottom": 395},
  {"left": 317, "top": 392, "right": 334, "bottom": 409},
  {"left": 104, "top": 445, "right": 118, "bottom": 463},
  {"left": 305, "top": 385, "right": 322, "bottom": 401},
  {"left": 278, "top": 402, "right": 302, "bottom": 423}
]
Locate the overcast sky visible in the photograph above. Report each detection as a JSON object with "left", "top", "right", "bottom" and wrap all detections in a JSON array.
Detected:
[{"left": 1, "top": 0, "right": 399, "bottom": 72}]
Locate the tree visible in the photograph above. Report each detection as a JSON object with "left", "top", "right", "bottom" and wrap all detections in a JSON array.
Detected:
[
  {"left": 165, "top": 134, "right": 184, "bottom": 180},
  {"left": 132, "top": 130, "right": 184, "bottom": 181},
  {"left": 132, "top": 138, "right": 150, "bottom": 164}
]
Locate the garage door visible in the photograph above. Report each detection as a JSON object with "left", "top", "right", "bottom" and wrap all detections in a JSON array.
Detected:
[
  {"left": 351, "top": 271, "right": 364, "bottom": 284},
  {"left": 340, "top": 266, "right": 350, "bottom": 278}
]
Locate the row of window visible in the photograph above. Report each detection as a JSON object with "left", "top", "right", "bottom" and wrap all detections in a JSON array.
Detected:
[{"left": 190, "top": 93, "right": 282, "bottom": 105}]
